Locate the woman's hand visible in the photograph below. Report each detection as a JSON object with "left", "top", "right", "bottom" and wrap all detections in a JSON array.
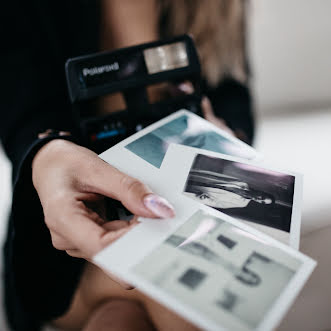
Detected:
[
  {"left": 175, "top": 82, "right": 234, "bottom": 136},
  {"left": 200, "top": 96, "right": 234, "bottom": 136},
  {"left": 32, "top": 139, "right": 175, "bottom": 261}
]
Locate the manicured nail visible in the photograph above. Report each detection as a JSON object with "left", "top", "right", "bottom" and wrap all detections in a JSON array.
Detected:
[
  {"left": 143, "top": 194, "right": 175, "bottom": 218},
  {"left": 202, "top": 96, "right": 209, "bottom": 106},
  {"left": 178, "top": 83, "right": 194, "bottom": 94}
]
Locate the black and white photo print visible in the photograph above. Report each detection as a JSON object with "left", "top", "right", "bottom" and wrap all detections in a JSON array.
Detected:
[{"left": 183, "top": 154, "right": 296, "bottom": 233}]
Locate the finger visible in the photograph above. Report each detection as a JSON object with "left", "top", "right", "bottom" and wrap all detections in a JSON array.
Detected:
[
  {"left": 177, "top": 81, "right": 194, "bottom": 94},
  {"left": 234, "top": 128, "right": 249, "bottom": 143},
  {"left": 66, "top": 249, "right": 84, "bottom": 259},
  {"left": 100, "top": 224, "right": 136, "bottom": 247},
  {"left": 60, "top": 202, "right": 137, "bottom": 258},
  {"left": 201, "top": 97, "right": 235, "bottom": 136},
  {"left": 50, "top": 208, "right": 109, "bottom": 251},
  {"left": 201, "top": 96, "right": 214, "bottom": 120},
  {"left": 57, "top": 201, "right": 108, "bottom": 258},
  {"left": 119, "top": 177, "right": 175, "bottom": 219},
  {"left": 129, "top": 216, "right": 140, "bottom": 226},
  {"left": 84, "top": 197, "right": 107, "bottom": 220},
  {"left": 87, "top": 163, "right": 175, "bottom": 219},
  {"left": 50, "top": 232, "right": 76, "bottom": 251},
  {"left": 87, "top": 209, "right": 107, "bottom": 226},
  {"left": 168, "top": 81, "right": 194, "bottom": 98}
]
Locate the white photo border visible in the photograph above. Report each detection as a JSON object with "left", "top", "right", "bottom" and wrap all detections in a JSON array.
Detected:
[
  {"left": 94, "top": 201, "right": 315, "bottom": 331},
  {"left": 99, "top": 109, "right": 261, "bottom": 167},
  {"left": 160, "top": 144, "right": 303, "bottom": 249}
]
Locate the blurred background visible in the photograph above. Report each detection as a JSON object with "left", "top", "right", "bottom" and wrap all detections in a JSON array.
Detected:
[
  {"left": 0, "top": 1, "right": 330, "bottom": 330},
  {"left": 248, "top": 2, "right": 331, "bottom": 329}
]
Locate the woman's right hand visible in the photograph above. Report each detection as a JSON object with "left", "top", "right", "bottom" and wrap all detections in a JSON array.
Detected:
[{"left": 32, "top": 139, "right": 175, "bottom": 261}]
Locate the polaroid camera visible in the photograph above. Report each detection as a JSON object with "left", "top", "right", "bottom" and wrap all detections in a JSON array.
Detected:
[{"left": 65, "top": 35, "right": 202, "bottom": 153}]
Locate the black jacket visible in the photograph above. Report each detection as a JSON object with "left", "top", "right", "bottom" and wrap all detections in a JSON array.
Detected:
[{"left": 0, "top": 1, "right": 254, "bottom": 330}]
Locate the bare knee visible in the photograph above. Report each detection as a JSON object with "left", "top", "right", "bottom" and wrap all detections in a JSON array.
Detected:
[{"left": 83, "top": 298, "right": 156, "bottom": 331}]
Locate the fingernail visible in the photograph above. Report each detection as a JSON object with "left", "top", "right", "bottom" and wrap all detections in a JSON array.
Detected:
[
  {"left": 143, "top": 194, "right": 175, "bottom": 218},
  {"left": 202, "top": 96, "right": 209, "bottom": 105},
  {"left": 178, "top": 83, "right": 194, "bottom": 94}
]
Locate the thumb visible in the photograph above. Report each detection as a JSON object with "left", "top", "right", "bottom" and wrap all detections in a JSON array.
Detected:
[
  {"left": 201, "top": 96, "right": 215, "bottom": 120},
  {"left": 201, "top": 96, "right": 234, "bottom": 136},
  {"left": 63, "top": 213, "right": 135, "bottom": 259},
  {"left": 87, "top": 159, "right": 175, "bottom": 219}
]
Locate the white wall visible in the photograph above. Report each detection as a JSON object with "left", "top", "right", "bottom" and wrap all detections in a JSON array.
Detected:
[
  {"left": 249, "top": 0, "right": 331, "bottom": 114},
  {"left": 249, "top": 1, "right": 331, "bottom": 236},
  {"left": 0, "top": 146, "right": 11, "bottom": 242},
  {"left": 0, "top": 146, "right": 11, "bottom": 330}
]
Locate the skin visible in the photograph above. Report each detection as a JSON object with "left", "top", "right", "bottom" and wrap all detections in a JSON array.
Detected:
[
  {"left": 185, "top": 187, "right": 251, "bottom": 209},
  {"left": 32, "top": 139, "right": 167, "bottom": 262},
  {"left": 31, "top": 0, "right": 236, "bottom": 329}
]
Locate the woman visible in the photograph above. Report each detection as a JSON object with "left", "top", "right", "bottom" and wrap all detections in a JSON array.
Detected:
[{"left": 1, "top": 0, "right": 254, "bottom": 330}]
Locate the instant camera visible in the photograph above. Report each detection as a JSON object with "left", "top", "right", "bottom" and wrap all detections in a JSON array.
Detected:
[{"left": 65, "top": 35, "right": 202, "bottom": 153}]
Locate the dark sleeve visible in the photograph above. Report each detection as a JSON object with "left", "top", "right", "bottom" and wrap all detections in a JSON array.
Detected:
[
  {"left": 201, "top": 78, "right": 255, "bottom": 145},
  {"left": 0, "top": 3, "right": 87, "bottom": 328},
  {"left": 0, "top": 4, "right": 79, "bottom": 181}
]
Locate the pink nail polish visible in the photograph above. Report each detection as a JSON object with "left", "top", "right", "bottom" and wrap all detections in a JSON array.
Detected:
[
  {"left": 143, "top": 194, "right": 175, "bottom": 218},
  {"left": 178, "top": 83, "right": 194, "bottom": 94}
]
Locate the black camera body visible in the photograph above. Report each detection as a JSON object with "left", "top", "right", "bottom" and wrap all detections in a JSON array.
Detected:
[{"left": 65, "top": 35, "right": 202, "bottom": 153}]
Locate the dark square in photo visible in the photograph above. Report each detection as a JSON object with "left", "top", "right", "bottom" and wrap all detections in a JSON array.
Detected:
[
  {"left": 217, "top": 235, "right": 237, "bottom": 249},
  {"left": 125, "top": 115, "right": 254, "bottom": 168},
  {"left": 179, "top": 268, "right": 207, "bottom": 289},
  {"left": 183, "top": 154, "right": 295, "bottom": 232}
]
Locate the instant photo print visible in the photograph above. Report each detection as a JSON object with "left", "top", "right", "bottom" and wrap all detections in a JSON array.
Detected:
[
  {"left": 96, "top": 125, "right": 311, "bottom": 330},
  {"left": 97, "top": 109, "right": 258, "bottom": 223},
  {"left": 94, "top": 199, "right": 315, "bottom": 331},
  {"left": 99, "top": 110, "right": 259, "bottom": 171},
  {"left": 160, "top": 144, "right": 303, "bottom": 248}
]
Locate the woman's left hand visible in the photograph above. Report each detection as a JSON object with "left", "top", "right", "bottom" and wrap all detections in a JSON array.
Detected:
[
  {"left": 176, "top": 82, "right": 234, "bottom": 136},
  {"left": 200, "top": 96, "right": 234, "bottom": 136}
]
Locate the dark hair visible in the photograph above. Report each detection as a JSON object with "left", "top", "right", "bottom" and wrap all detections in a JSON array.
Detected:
[{"left": 185, "top": 172, "right": 275, "bottom": 204}]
